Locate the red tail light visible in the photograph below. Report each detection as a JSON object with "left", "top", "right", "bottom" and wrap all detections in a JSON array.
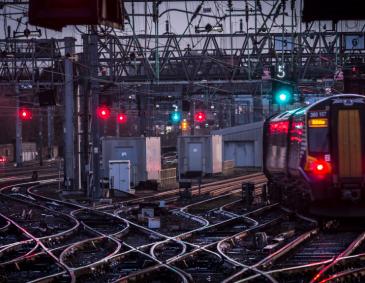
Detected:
[
  {"left": 269, "top": 121, "right": 290, "bottom": 134},
  {"left": 312, "top": 160, "right": 330, "bottom": 175}
]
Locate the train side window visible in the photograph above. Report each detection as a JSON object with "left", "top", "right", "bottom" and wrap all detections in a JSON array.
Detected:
[{"left": 308, "top": 128, "right": 329, "bottom": 153}]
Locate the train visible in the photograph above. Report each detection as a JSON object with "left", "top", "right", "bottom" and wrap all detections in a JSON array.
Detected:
[{"left": 263, "top": 94, "right": 365, "bottom": 215}]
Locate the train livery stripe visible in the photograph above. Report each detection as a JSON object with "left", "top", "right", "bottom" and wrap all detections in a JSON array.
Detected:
[{"left": 337, "top": 110, "right": 362, "bottom": 178}]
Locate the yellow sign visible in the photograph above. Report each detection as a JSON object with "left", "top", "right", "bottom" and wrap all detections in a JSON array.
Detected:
[{"left": 309, "top": 118, "right": 328, "bottom": 128}]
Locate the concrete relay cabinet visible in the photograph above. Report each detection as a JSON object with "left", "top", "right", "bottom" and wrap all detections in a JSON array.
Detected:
[
  {"left": 178, "top": 135, "right": 223, "bottom": 178},
  {"left": 101, "top": 137, "right": 161, "bottom": 188}
]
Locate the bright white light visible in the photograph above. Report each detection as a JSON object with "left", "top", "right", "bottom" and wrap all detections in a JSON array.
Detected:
[
  {"left": 279, "top": 93, "right": 287, "bottom": 101},
  {"left": 316, "top": 164, "right": 324, "bottom": 171}
]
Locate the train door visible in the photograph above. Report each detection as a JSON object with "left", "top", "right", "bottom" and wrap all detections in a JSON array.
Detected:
[{"left": 336, "top": 109, "right": 362, "bottom": 178}]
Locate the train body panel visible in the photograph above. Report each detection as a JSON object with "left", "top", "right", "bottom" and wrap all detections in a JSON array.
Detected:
[{"left": 264, "top": 94, "right": 365, "bottom": 207}]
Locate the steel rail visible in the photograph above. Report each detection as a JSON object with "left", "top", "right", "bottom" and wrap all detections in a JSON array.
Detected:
[
  {"left": 310, "top": 231, "right": 365, "bottom": 283},
  {"left": 131, "top": 205, "right": 282, "bottom": 282},
  {"left": 0, "top": 240, "right": 39, "bottom": 265},
  {"left": 220, "top": 207, "right": 317, "bottom": 283},
  {"left": 96, "top": 172, "right": 265, "bottom": 211},
  {"left": 28, "top": 181, "right": 190, "bottom": 282},
  {"left": 25, "top": 176, "right": 279, "bottom": 283},
  {"left": 0, "top": 186, "right": 81, "bottom": 244},
  {"left": 0, "top": 211, "right": 76, "bottom": 283},
  {"left": 235, "top": 229, "right": 365, "bottom": 283},
  {"left": 235, "top": 252, "right": 365, "bottom": 282}
]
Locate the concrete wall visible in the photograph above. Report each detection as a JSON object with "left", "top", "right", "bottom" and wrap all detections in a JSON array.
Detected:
[
  {"left": 101, "top": 137, "right": 161, "bottom": 185},
  {"left": 178, "top": 135, "right": 223, "bottom": 176},
  {"left": 211, "top": 121, "right": 264, "bottom": 168}
]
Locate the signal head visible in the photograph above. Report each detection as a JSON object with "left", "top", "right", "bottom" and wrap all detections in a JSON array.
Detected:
[
  {"left": 275, "top": 88, "right": 292, "bottom": 104},
  {"left": 117, "top": 113, "right": 127, "bottom": 124},
  {"left": 97, "top": 106, "right": 111, "bottom": 120},
  {"left": 19, "top": 108, "right": 32, "bottom": 121},
  {"left": 194, "top": 111, "right": 206, "bottom": 123},
  {"left": 170, "top": 111, "right": 182, "bottom": 124},
  {"left": 181, "top": 119, "right": 189, "bottom": 131},
  {"left": 272, "top": 81, "right": 294, "bottom": 105}
]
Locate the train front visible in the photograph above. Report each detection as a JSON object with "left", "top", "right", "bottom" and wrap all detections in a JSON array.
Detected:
[{"left": 304, "top": 95, "right": 365, "bottom": 211}]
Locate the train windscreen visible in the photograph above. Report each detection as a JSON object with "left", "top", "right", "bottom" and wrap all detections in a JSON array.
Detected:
[{"left": 308, "top": 127, "right": 329, "bottom": 153}]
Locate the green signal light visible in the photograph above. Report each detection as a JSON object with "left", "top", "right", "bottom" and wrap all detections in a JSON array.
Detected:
[
  {"left": 272, "top": 80, "right": 295, "bottom": 105},
  {"left": 274, "top": 88, "right": 292, "bottom": 104},
  {"left": 279, "top": 92, "right": 288, "bottom": 102},
  {"left": 170, "top": 111, "right": 182, "bottom": 123}
]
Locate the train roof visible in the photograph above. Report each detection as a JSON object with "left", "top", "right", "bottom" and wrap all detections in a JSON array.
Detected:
[
  {"left": 304, "top": 93, "right": 365, "bottom": 110},
  {"left": 268, "top": 94, "right": 365, "bottom": 123},
  {"left": 269, "top": 108, "right": 302, "bottom": 122}
]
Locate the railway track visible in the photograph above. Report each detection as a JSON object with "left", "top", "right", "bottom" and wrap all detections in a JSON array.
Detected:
[
  {"left": 0, "top": 253, "right": 71, "bottom": 283},
  {"left": 2, "top": 172, "right": 365, "bottom": 282},
  {"left": 104, "top": 172, "right": 267, "bottom": 208},
  {"left": 228, "top": 220, "right": 365, "bottom": 283},
  {"left": 24, "top": 174, "right": 268, "bottom": 282},
  {"left": 0, "top": 178, "right": 184, "bottom": 282}
]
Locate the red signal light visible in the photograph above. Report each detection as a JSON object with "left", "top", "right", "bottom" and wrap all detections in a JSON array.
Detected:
[
  {"left": 19, "top": 108, "right": 32, "bottom": 121},
  {"left": 97, "top": 106, "right": 111, "bottom": 120},
  {"left": 117, "top": 113, "right": 127, "bottom": 124},
  {"left": 195, "top": 111, "right": 206, "bottom": 123}
]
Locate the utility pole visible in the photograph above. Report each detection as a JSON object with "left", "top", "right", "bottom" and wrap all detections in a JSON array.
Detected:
[
  {"left": 153, "top": 0, "right": 160, "bottom": 83},
  {"left": 246, "top": 1, "right": 251, "bottom": 80},
  {"left": 47, "top": 106, "right": 54, "bottom": 159},
  {"left": 64, "top": 37, "right": 76, "bottom": 190},
  {"left": 76, "top": 84, "right": 83, "bottom": 191},
  {"left": 15, "top": 85, "right": 22, "bottom": 167},
  {"left": 138, "top": 93, "right": 147, "bottom": 136},
  {"left": 79, "top": 46, "right": 90, "bottom": 194},
  {"left": 38, "top": 109, "right": 43, "bottom": 166},
  {"left": 190, "top": 100, "right": 195, "bottom": 136},
  {"left": 116, "top": 86, "right": 121, "bottom": 138},
  {"left": 89, "top": 31, "right": 102, "bottom": 200},
  {"left": 228, "top": 0, "right": 233, "bottom": 58}
]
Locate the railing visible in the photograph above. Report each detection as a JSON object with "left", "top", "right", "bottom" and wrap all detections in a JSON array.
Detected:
[
  {"left": 159, "top": 168, "right": 177, "bottom": 190},
  {"left": 222, "top": 160, "right": 235, "bottom": 175}
]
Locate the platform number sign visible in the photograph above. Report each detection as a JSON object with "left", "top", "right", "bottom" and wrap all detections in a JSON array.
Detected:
[
  {"left": 344, "top": 35, "right": 365, "bottom": 50},
  {"left": 276, "top": 63, "right": 286, "bottom": 79}
]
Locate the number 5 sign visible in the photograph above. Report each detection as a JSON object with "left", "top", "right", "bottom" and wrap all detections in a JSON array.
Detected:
[{"left": 277, "top": 63, "right": 286, "bottom": 79}]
